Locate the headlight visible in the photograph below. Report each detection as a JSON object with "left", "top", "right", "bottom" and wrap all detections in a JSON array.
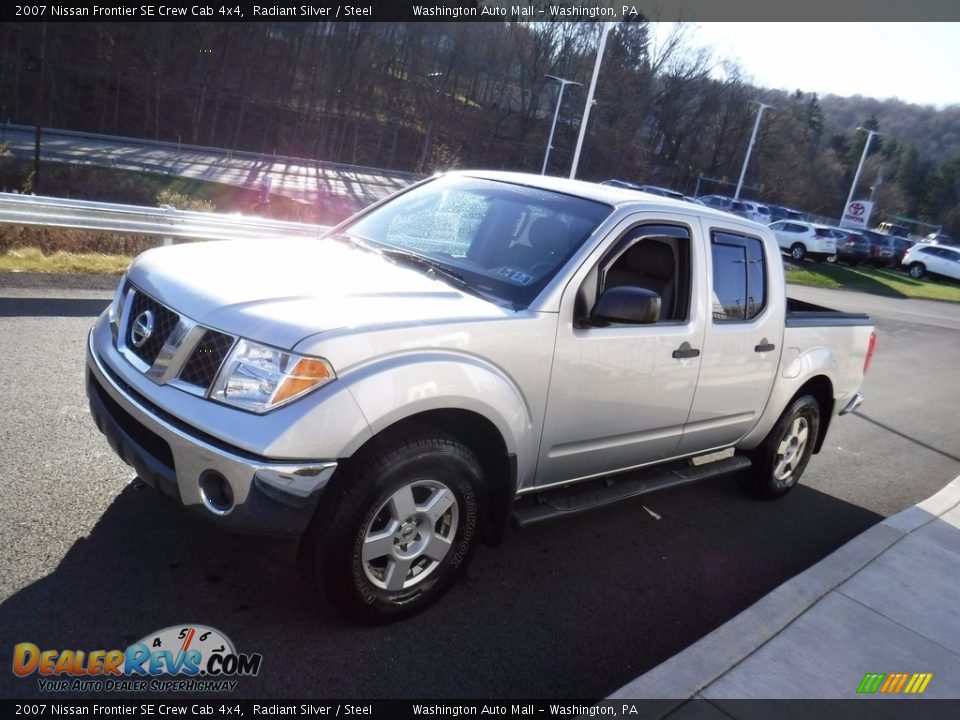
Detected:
[
  {"left": 210, "top": 339, "right": 336, "bottom": 413},
  {"left": 108, "top": 273, "right": 127, "bottom": 338}
]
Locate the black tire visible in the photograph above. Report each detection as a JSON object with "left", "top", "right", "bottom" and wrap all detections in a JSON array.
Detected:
[
  {"left": 740, "top": 395, "right": 820, "bottom": 499},
  {"left": 299, "top": 430, "right": 486, "bottom": 624},
  {"left": 790, "top": 243, "right": 807, "bottom": 262},
  {"left": 825, "top": 254, "right": 837, "bottom": 264},
  {"left": 909, "top": 262, "right": 926, "bottom": 279}
]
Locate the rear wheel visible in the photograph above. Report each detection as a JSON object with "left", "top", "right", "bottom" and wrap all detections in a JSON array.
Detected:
[
  {"left": 299, "top": 430, "right": 486, "bottom": 624},
  {"left": 740, "top": 395, "right": 820, "bottom": 499},
  {"left": 790, "top": 243, "right": 807, "bottom": 261},
  {"left": 909, "top": 262, "right": 926, "bottom": 279}
]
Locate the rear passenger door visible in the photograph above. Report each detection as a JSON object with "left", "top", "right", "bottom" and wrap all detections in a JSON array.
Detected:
[{"left": 677, "top": 223, "right": 783, "bottom": 455}]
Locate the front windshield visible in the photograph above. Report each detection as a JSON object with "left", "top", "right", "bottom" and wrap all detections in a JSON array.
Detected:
[{"left": 343, "top": 176, "right": 612, "bottom": 307}]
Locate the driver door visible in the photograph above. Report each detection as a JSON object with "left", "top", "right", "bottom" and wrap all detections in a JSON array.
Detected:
[{"left": 536, "top": 214, "right": 707, "bottom": 487}]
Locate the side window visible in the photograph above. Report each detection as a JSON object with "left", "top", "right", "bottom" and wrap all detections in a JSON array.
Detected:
[
  {"left": 711, "top": 231, "right": 767, "bottom": 322},
  {"left": 594, "top": 224, "right": 691, "bottom": 323}
]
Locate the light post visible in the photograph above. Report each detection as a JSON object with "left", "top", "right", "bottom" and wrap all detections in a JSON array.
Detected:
[
  {"left": 541, "top": 75, "right": 581, "bottom": 175},
  {"left": 842, "top": 128, "right": 880, "bottom": 218},
  {"left": 570, "top": 22, "right": 613, "bottom": 179},
  {"left": 734, "top": 101, "right": 774, "bottom": 199}
]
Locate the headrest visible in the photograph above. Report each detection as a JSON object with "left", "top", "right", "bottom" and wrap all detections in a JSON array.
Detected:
[
  {"left": 625, "top": 240, "right": 674, "bottom": 278},
  {"left": 528, "top": 217, "right": 569, "bottom": 251}
]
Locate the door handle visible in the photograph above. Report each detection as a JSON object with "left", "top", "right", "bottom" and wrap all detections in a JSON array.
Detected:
[
  {"left": 754, "top": 341, "right": 776, "bottom": 353},
  {"left": 672, "top": 342, "right": 701, "bottom": 359}
]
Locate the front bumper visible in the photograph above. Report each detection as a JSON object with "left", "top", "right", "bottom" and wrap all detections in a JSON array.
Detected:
[{"left": 87, "top": 329, "right": 337, "bottom": 537}]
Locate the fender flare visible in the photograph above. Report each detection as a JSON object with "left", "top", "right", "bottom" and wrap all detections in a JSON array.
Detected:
[{"left": 337, "top": 350, "right": 536, "bottom": 484}]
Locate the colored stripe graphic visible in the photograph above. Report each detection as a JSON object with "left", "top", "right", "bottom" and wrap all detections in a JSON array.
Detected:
[
  {"left": 857, "top": 673, "right": 885, "bottom": 693},
  {"left": 857, "top": 672, "right": 932, "bottom": 694}
]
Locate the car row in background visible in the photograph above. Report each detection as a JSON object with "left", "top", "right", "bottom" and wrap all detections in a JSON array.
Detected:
[
  {"left": 599, "top": 179, "right": 690, "bottom": 202},
  {"left": 598, "top": 181, "right": 957, "bottom": 280},
  {"left": 835, "top": 230, "right": 910, "bottom": 268}
]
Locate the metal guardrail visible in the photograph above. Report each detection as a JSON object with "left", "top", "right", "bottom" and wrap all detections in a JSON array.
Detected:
[
  {"left": 1, "top": 123, "right": 423, "bottom": 184},
  {"left": 0, "top": 192, "right": 330, "bottom": 244}
]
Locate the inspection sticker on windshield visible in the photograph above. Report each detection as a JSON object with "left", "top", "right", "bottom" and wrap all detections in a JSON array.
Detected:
[
  {"left": 496, "top": 267, "right": 535, "bottom": 285},
  {"left": 12, "top": 624, "right": 261, "bottom": 693}
]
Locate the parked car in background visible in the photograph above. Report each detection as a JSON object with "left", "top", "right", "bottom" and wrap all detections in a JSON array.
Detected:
[
  {"left": 696, "top": 194, "right": 734, "bottom": 211},
  {"left": 876, "top": 222, "right": 910, "bottom": 239},
  {"left": 768, "top": 221, "right": 842, "bottom": 261},
  {"left": 859, "top": 230, "right": 909, "bottom": 268},
  {"left": 921, "top": 232, "right": 958, "bottom": 247},
  {"left": 768, "top": 206, "right": 806, "bottom": 223},
  {"left": 697, "top": 195, "right": 754, "bottom": 220},
  {"left": 739, "top": 201, "right": 773, "bottom": 224},
  {"left": 834, "top": 231, "right": 872, "bottom": 265},
  {"left": 638, "top": 185, "right": 687, "bottom": 201},
  {"left": 876, "top": 236, "right": 910, "bottom": 268},
  {"left": 600, "top": 179, "right": 643, "bottom": 190},
  {"left": 901, "top": 243, "right": 960, "bottom": 280},
  {"left": 600, "top": 181, "right": 690, "bottom": 203}
]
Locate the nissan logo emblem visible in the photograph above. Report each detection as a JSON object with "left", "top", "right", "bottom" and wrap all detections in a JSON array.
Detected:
[{"left": 131, "top": 310, "right": 155, "bottom": 348}]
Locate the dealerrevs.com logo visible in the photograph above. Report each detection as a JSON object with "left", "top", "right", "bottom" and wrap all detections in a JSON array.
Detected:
[{"left": 12, "top": 624, "right": 262, "bottom": 693}]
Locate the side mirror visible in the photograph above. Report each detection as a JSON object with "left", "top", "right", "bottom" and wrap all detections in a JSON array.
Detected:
[{"left": 592, "top": 286, "right": 661, "bottom": 325}]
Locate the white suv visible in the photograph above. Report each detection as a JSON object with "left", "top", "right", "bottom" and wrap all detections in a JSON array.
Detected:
[
  {"left": 740, "top": 201, "right": 772, "bottom": 224},
  {"left": 902, "top": 243, "right": 960, "bottom": 280},
  {"left": 768, "top": 221, "right": 842, "bottom": 262}
]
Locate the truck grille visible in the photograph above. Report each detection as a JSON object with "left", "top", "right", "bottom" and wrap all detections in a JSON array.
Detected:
[
  {"left": 119, "top": 285, "right": 236, "bottom": 394},
  {"left": 179, "top": 330, "right": 235, "bottom": 389},
  {"left": 126, "top": 290, "right": 180, "bottom": 365}
]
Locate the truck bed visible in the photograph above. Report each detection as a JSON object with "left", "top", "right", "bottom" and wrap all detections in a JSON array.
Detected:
[{"left": 785, "top": 297, "right": 873, "bottom": 328}]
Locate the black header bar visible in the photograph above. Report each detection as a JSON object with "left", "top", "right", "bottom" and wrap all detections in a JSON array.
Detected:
[
  {"left": 4, "top": 700, "right": 960, "bottom": 719},
  {"left": 4, "top": 0, "right": 960, "bottom": 23}
]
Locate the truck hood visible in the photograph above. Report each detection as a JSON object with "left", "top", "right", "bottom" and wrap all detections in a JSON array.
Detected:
[{"left": 128, "top": 238, "right": 511, "bottom": 349}]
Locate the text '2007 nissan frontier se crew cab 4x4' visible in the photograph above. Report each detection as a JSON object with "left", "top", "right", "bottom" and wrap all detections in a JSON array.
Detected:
[{"left": 87, "top": 172, "right": 876, "bottom": 622}]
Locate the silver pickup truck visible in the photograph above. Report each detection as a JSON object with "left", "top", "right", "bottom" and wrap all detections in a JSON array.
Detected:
[{"left": 87, "top": 172, "right": 876, "bottom": 622}]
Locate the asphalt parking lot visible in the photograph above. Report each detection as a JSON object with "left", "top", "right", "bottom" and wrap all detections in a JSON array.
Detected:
[{"left": 1, "top": 279, "right": 958, "bottom": 700}]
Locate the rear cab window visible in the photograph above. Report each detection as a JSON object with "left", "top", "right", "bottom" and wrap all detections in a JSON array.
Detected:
[{"left": 710, "top": 230, "right": 767, "bottom": 322}]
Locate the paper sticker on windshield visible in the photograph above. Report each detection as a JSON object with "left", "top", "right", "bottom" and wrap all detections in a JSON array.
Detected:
[{"left": 496, "top": 267, "right": 534, "bottom": 285}]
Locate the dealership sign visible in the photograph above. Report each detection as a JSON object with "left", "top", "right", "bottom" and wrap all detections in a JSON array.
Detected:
[{"left": 840, "top": 200, "right": 875, "bottom": 229}]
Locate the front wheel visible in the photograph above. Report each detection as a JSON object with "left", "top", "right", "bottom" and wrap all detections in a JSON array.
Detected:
[
  {"left": 299, "top": 430, "right": 486, "bottom": 624},
  {"left": 790, "top": 243, "right": 807, "bottom": 261},
  {"left": 740, "top": 395, "right": 820, "bottom": 499}
]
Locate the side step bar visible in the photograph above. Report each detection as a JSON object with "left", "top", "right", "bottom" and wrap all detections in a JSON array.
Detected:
[{"left": 511, "top": 455, "right": 751, "bottom": 527}]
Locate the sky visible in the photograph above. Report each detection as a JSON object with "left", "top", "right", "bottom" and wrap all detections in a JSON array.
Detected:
[{"left": 651, "top": 23, "right": 960, "bottom": 108}]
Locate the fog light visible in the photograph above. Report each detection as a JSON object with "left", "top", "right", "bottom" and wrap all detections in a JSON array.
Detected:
[{"left": 199, "top": 471, "right": 234, "bottom": 515}]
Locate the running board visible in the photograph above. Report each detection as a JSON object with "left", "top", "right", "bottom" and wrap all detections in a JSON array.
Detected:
[{"left": 511, "top": 455, "right": 751, "bottom": 527}]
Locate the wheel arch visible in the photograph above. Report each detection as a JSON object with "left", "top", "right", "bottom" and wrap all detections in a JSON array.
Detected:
[
  {"left": 793, "top": 375, "right": 834, "bottom": 454},
  {"left": 738, "top": 363, "right": 837, "bottom": 454},
  {"left": 336, "top": 408, "right": 516, "bottom": 546}
]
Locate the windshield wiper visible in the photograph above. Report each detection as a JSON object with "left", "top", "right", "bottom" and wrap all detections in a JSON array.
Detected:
[
  {"left": 378, "top": 247, "right": 473, "bottom": 292},
  {"left": 329, "top": 232, "right": 379, "bottom": 254},
  {"left": 332, "top": 235, "right": 503, "bottom": 304}
]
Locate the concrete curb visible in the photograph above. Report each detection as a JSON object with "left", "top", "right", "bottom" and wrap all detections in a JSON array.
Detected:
[{"left": 609, "top": 475, "right": 960, "bottom": 706}]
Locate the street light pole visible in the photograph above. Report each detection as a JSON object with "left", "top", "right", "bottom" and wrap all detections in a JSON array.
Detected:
[
  {"left": 734, "top": 101, "right": 774, "bottom": 199},
  {"left": 542, "top": 75, "right": 581, "bottom": 175},
  {"left": 842, "top": 128, "right": 880, "bottom": 218},
  {"left": 570, "top": 22, "right": 612, "bottom": 179}
]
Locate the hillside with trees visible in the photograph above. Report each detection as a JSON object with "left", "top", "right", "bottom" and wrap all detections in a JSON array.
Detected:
[{"left": 1, "top": 20, "right": 958, "bottom": 235}]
